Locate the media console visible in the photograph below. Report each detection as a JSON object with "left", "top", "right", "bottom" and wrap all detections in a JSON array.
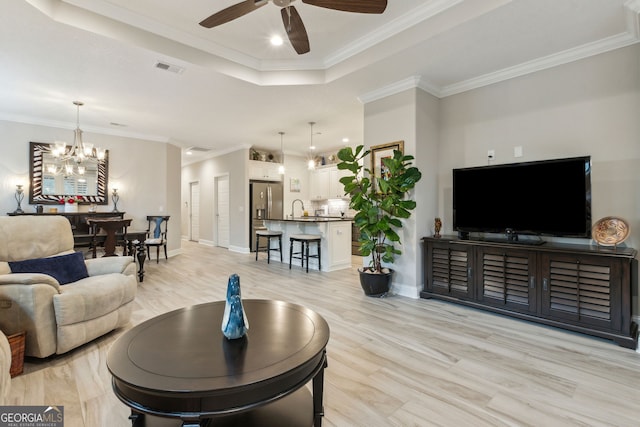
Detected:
[{"left": 421, "top": 236, "right": 638, "bottom": 349}]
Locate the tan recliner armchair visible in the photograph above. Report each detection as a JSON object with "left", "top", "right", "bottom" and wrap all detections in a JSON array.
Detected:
[{"left": 0, "top": 216, "right": 137, "bottom": 358}]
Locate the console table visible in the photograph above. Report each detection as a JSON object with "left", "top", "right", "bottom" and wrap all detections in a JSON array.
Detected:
[
  {"left": 421, "top": 236, "right": 638, "bottom": 348},
  {"left": 7, "top": 211, "right": 125, "bottom": 234}
]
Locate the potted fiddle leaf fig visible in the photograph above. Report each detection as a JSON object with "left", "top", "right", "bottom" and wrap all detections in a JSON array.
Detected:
[{"left": 337, "top": 145, "right": 422, "bottom": 296}]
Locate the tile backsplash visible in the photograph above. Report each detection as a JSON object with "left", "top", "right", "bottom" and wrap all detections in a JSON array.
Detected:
[{"left": 310, "top": 199, "right": 354, "bottom": 217}]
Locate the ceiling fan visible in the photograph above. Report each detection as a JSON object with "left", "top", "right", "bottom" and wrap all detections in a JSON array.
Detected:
[{"left": 199, "top": 0, "right": 388, "bottom": 55}]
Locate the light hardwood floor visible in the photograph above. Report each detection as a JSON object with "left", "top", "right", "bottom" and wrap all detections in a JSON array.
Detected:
[{"left": 4, "top": 241, "right": 640, "bottom": 426}]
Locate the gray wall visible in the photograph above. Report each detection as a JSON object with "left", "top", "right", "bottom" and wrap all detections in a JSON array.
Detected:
[
  {"left": 363, "top": 89, "right": 440, "bottom": 296},
  {"left": 181, "top": 150, "right": 312, "bottom": 252},
  {"left": 0, "top": 120, "right": 182, "bottom": 255},
  {"left": 437, "top": 43, "right": 640, "bottom": 314},
  {"left": 438, "top": 45, "right": 639, "bottom": 240},
  {"left": 181, "top": 149, "right": 248, "bottom": 251},
  {"left": 362, "top": 44, "right": 639, "bottom": 314}
]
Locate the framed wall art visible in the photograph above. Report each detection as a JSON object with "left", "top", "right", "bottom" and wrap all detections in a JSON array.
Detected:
[
  {"left": 290, "top": 177, "right": 301, "bottom": 193},
  {"left": 370, "top": 140, "right": 404, "bottom": 189}
]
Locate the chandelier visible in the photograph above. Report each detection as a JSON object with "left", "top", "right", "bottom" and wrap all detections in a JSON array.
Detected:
[{"left": 47, "top": 101, "right": 105, "bottom": 176}]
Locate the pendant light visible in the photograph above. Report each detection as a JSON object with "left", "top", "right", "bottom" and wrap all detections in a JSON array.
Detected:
[
  {"left": 307, "top": 121, "right": 316, "bottom": 170},
  {"left": 278, "top": 131, "right": 285, "bottom": 175}
]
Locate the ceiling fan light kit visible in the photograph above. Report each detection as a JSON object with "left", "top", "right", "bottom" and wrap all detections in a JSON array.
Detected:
[{"left": 199, "top": 0, "right": 388, "bottom": 55}]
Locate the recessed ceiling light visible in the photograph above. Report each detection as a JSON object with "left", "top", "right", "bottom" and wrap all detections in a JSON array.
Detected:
[
  {"left": 342, "top": 137, "right": 349, "bottom": 143},
  {"left": 270, "top": 35, "right": 283, "bottom": 46},
  {"left": 186, "top": 151, "right": 193, "bottom": 155}
]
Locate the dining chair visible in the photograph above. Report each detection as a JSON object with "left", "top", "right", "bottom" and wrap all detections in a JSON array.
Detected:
[{"left": 145, "top": 215, "right": 170, "bottom": 263}]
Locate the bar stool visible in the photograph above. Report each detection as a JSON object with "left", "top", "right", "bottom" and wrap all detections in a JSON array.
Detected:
[
  {"left": 289, "top": 234, "right": 322, "bottom": 273},
  {"left": 255, "top": 230, "right": 283, "bottom": 264}
]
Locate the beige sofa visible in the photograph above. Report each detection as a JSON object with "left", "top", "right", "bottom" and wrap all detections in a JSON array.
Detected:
[{"left": 0, "top": 216, "right": 137, "bottom": 358}]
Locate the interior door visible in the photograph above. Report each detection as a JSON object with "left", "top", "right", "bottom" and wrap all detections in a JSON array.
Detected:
[
  {"left": 190, "top": 181, "right": 200, "bottom": 242},
  {"left": 216, "top": 175, "right": 230, "bottom": 248}
]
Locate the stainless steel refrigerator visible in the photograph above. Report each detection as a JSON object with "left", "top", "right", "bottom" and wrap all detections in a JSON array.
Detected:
[{"left": 249, "top": 181, "right": 284, "bottom": 251}]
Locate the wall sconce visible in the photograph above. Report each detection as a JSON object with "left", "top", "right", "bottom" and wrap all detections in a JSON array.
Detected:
[
  {"left": 13, "top": 184, "right": 24, "bottom": 214},
  {"left": 112, "top": 188, "right": 120, "bottom": 213}
]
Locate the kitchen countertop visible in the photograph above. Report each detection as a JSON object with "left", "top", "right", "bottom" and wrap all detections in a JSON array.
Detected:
[
  {"left": 261, "top": 217, "right": 354, "bottom": 272},
  {"left": 262, "top": 217, "right": 353, "bottom": 222}
]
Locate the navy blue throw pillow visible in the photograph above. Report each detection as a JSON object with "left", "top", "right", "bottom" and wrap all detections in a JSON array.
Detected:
[{"left": 9, "top": 251, "right": 89, "bottom": 285}]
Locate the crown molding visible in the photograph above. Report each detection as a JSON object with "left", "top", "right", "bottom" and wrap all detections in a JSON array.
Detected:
[
  {"left": 27, "top": 0, "right": 467, "bottom": 80},
  {"left": 0, "top": 113, "right": 169, "bottom": 142},
  {"left": 440, "top": 31, "right": 640, "bottom": 97},
  {"left": 181, "top": 145, "right": 251, "bottom": 167},
  {"left": 357, "top": 76, "right": 423, "bottom": 104},
  {"left": 325, "top": 0, "right": 463, "bottom": 68},
  {"left": 359, "top": 28, "right": 640, "bottom": 104},
  {"left": 625, "top": 0, "right": 640, "bottom": 37}
]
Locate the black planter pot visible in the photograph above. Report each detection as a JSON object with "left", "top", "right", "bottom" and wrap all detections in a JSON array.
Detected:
[{"left": 358, "top": 268, "right": 393, "bottom": 297}]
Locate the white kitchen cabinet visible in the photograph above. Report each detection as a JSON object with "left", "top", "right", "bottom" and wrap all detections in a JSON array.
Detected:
[
  {"left": 309, "top": 167, "right": 330, "bottom": 200},
  {"left": 329, "top": 167, "right": 350, "bottom": 199},
  {"left": 249, "top": 160, "right": 282, "bottom": 181},
  {"left": 309, "top": 166, "right": 350, "bottom": 200}
]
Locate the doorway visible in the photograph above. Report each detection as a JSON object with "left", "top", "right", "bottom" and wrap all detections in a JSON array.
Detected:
[
  {"left": 215, "top": 175, "right": 230, "bottom": 248},
  {"left": 189, "top": 181, "right": 200, "bottom": 242}
]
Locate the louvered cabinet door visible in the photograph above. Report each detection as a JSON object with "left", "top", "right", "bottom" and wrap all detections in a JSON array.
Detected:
[
  {"left": 476, "top": 247, "right": 537, "bottom": 314},
  {"left": 540, "top": 253, "right": 624, "bottom": 332},
  {"left": 424, "top": 241, "right": 473, "bottom": 299}
]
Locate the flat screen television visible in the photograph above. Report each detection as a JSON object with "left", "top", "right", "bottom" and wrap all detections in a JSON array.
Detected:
[{"left": 453, "top": 156, "right": 592, "bottom": 240}]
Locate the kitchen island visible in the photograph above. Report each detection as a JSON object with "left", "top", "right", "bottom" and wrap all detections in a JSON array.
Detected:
[{"left": 264, "top": 217, "right": 352, "bottom": 272}]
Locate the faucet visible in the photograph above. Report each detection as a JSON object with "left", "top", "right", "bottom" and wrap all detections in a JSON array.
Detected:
[{"left": 291, "top": 199, "right": 304, "bottom": 219}]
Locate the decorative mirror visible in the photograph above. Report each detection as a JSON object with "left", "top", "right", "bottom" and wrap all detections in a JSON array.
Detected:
[{"left": 29, "top": 141, "right": 109, "bottom": 204}]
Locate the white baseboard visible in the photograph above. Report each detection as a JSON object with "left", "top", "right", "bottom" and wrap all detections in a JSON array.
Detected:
[
  {"left": 181, "top": 237, "right": 213, "bottom": 246},
  {"left": 168, "top": 248, "right": 182, "bottom": 258},
  {"left": 390, "top": 282, "right": 420, "bottom": 299},
  {"left": 229, "top": 245, "right": 250, "bottom": 254}
]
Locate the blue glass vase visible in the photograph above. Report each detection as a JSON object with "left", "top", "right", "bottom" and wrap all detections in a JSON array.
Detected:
[{"left": 221, "top": 274, "right": 249, "bottom": 339}]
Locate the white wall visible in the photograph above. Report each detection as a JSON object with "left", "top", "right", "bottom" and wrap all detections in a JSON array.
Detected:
[
  {"left": 0, "top": 120, "right": 182, "bottom": 255},
  {"left": 437, "top": 44, "right": 640, "bottom": 312}
]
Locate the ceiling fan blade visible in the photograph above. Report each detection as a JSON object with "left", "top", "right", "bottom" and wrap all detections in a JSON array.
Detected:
[
  {"left": 301, "top": 0, "right": 387, "bottom": 14},
  {"left": 199, "top": 1, "right": 267, "bottom": 28},
  {"left": 281, "top": 6, "right": 310, "bottom": 55}
]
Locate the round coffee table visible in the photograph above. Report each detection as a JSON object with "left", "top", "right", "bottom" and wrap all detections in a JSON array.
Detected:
[{"left": 107, "top": 299, "right": 330, "bottom": 426}]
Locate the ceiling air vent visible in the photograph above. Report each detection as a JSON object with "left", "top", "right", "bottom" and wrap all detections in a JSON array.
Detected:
[
  {"left": 154, "top": 61, "right": 185, "bottom": 74},
  {"left": 185, "top": 146, "right": 212, "bottom": 156}
]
